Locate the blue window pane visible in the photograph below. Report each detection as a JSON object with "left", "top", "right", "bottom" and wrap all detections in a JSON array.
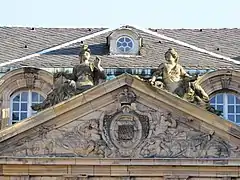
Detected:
[
  {"left": 13, "top": 94, "right": 20, "bottom": 102},
  {"left": 217, "top": 94, "right": 223, "bottom": 104},
  {"left": 32, "top": 92, "right": 38, "bottom": 102},
  {"left": 118, "top": 38, "right": 124, "bottom": 42},
  {"left": 228, "top": 105, "right": 235, "bottom": 113},
  {"left": 125, "top": 47, "right": 130, "bottom": 52},
  {"left": 228, "top": 115, "right": 235, "bottom": 122},
  {"left": 122, "top": 42, "right": 127, "bottom": 47},
  {"left": 21, "top": 92, "right": 28, "bottom": 101},
  {"left": 117, "top": 42, "right": 122, "bottom": 47},
  {"left": 216, "top": 105, "right": 223, "bottom": 112},
  {"left": 128, "top": 41, "right": 133, "bottom": 48},
  {"left": 119, "top": 47, "right": 124, "bottom": 52},
  {"left": 236, "top": 106, "right": 240, "bottom": 113},
  {"left": 12, "top": 112, "right": 19, "bottom": 120},
  {"left": 236, "top": 97, "right": 240, "bottom": 104},
  {"left": 236, "top": 115, "right": 240, "bottom": 123},
  {"left": 125, "top": 37, "right": 131, "bottom": 42},
  {"left": 21, "top": 103, "right": 27, "bottom": 111},
  {"left": 40, "top": 95, "right": 44, "bottom": 102},
  {"left": 228, "top": 94, "right": 235, "bottom": 104},
  {"left": 210, "top": 96, "right": 216, "bottom": 104},
  {"left": 13, "top": 103, "right": 19, "bottom": 111},
  {"left": 31, "top": 103, "right": 39, "bottom": 108},
  {"left": 20, "top": 112, "right": 27, "bottom": 120}
]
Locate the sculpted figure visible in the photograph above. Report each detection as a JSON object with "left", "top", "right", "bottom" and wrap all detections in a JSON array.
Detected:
[
  {"left": 149, "top": 48, "right": 209, "bottom": 107},
  {"left": 61, "top": 44, "right": 106, "bottom": 94},
  {"left": 32, "top": 45, "right": 106, "bottom": 111}
]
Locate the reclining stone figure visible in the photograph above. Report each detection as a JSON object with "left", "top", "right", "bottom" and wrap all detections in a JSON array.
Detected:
[
  {"left": 32, "top": 45, "right": 106, "bottom": 111},
  {"left": 149, "top": 48, "right": 209, "bottom": 107}
]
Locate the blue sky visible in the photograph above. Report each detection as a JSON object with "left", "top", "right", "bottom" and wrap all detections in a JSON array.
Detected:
[{"left": 0, "top": 0, "right": 239, "bottom": 28}]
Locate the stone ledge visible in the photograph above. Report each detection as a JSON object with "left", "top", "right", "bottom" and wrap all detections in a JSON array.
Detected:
[{"left": 0, "top": 157, "right": 239, "bottom": 166}]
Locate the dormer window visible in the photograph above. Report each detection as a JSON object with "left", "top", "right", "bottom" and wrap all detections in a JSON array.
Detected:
[{"left": 108, "top": 27, "right": 142, "bottom": 55}]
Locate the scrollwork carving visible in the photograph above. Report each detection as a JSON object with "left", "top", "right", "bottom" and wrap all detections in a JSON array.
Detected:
[{"left": 0, "top": 100, "right": 237, "bottom": 158}]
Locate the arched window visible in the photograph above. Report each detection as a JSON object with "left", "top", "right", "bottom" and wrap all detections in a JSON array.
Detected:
[
  {"left": 10, "top": 90, "right": 45, "bottom": 124},
  {"left": 210, "top": 93, "right": 240, "bottom": 124}
]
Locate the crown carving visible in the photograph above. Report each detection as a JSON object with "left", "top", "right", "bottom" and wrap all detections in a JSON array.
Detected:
[{"left": 118, "top": 88, "right": 136, "bottom": 104}]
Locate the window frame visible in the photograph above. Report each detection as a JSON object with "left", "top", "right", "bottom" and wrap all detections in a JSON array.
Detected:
[
  {"left": 116, "top": 35, "right": 135, "bottom": 53},
  {"left": 9, "top": 89, "right": 45, "bottom": 125},
  {"left": 210, "top": 93, "right": 240, "bottom": 124}
]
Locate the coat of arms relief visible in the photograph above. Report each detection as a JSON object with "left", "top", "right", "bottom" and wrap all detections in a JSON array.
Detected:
[{"left": 1, "top": 88, "right": 239, "bottom": 158}]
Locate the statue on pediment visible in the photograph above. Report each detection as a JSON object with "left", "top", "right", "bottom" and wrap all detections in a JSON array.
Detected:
[
  {"left": 149, "top": 48, "right": 209, "bottom": 107},
  {"left": 32, "top": 45, "right": 107, "bottom": 111}
]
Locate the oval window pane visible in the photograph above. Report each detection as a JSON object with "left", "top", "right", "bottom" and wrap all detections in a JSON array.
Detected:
[
  {"left": 128, "top": 41, "right": 133, "bottom": 48},
  {"left": 21, "top": 92, "right": 28, "bottom": 101},
  {"left": 117, "top": 42, "right": 122, "bottom": 48},
  {"left": 122, "top": 42, "right": 127, "bottom": 47},
  {"left": 119, "top": 47, "right": 124, "bottom": 52},
  {"left": 125, "top": 37, "right": 131, "bottom": 42},
  {"left": 119, "top": 38, "right": 124, "bottom": 42},
  {"left": 13, "top": 103, "right": 19, "bottom": 111},
  {"left": 125, "top": 47, "right": 131, "bottom": 52},
  {"left": 117, "top": 36, "right": 134, "bottom": 53}
]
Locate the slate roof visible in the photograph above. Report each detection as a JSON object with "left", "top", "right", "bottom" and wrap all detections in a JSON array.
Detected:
[
  {"left": 151, "top": 28, "right": 240, "bottom": 59},
  {"left": 0, "top": 27, "right": 105, "bottom": 66},
  {"left": 0, "top": 26, "right": 240, "bottom": 70}
]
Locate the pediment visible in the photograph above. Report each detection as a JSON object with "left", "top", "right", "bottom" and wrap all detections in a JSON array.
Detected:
[{"left": 0, "top": 74, "right": 240, "bottom": 158}]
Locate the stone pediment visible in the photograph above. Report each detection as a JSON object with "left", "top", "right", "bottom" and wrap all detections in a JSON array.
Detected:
[{"left": 0, "top": 74, "right": 240, "bottom": 158}]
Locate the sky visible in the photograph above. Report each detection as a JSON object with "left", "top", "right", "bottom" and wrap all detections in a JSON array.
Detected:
[{"left": 0, "top": 0, "right": 239, "bottom": 29}]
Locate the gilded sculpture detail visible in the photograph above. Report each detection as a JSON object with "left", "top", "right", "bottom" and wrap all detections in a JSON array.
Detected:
[{"left": 32, "top": 45, "right": 106, "bottom": 111}]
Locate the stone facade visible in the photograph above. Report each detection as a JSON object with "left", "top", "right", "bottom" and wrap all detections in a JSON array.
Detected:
[
  {"left": 0, "top": 26, "right": 240, "bottom": 179},
  {"left": 0, "top": 74, "right": 239, "bottom": 179}
]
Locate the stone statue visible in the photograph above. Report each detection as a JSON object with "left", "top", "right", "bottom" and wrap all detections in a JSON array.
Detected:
[
  {"left": 32, "top": 45, "right": 107, "bottom": 111},
  {"left": 149, "top": 48, "right": 209, "bottom": 107}
]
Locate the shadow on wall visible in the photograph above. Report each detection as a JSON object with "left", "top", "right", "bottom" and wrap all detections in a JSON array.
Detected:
[{"left": 44, "top": 43, "right": 108, "bottom": 56}]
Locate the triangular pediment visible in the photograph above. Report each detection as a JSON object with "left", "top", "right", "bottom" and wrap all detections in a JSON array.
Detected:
[{"left": 0, "top": 74, "right": 240, "bottom": 158}]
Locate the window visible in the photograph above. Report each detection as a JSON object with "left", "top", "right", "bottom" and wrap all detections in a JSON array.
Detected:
[
  {"left": 10, "top": 90, "right": 44, "bottom": 124},
  {"left": 116, "top": 36, "right": 134, "bottom": 53},
  {"left": 210, "top": 93, "right": 240, "bottom": 124}
]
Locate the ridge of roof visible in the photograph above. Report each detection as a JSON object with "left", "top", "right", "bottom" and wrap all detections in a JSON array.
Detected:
[
  {"left": 149, "top": 27, "right": 240, "bottom": 30},
  {"left": 0, "top": 27, "right": 117, "bottom": 67},
  {"left": 0, "top": 25, "right": 239, "bottom": 68},
  {"left": 2, "top": 26, "right": 240, "bottom": 30},
  {"left": 133, "top": 25, "right": 240, "bottom": 65}
]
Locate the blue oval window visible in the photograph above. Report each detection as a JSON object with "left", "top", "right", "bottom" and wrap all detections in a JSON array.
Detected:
[{"left": 116, "top": 36, "right": 134, "bottom": 53}]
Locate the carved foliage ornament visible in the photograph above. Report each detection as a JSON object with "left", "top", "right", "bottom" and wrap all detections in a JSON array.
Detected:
[
  {"left": 1, "top": 89, "right": 238, "bottom": 158},
  {"left": 221, "top": 74, "right": 232, "bottom": 89},
  {"left": 23, "top": 67, "right": 39, "bottom": 89}
]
